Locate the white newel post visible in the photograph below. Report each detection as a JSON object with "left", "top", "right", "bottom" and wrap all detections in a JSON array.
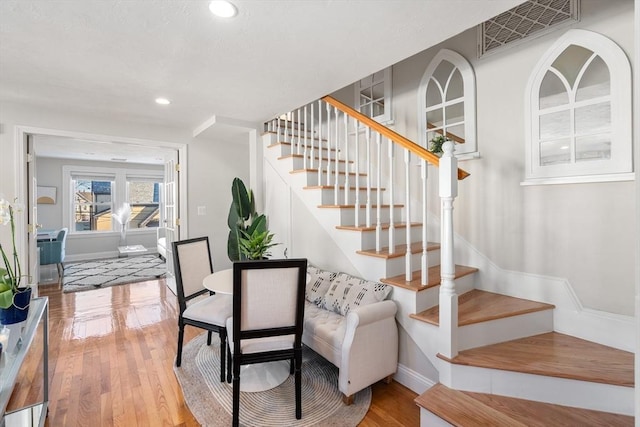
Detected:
[{"left": 439, "top": 141, "right": 458, "bottom": 360}]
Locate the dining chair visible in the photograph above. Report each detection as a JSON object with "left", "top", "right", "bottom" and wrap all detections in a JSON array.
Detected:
[
  {"left": 227, "top": 258, "right": 308, "bottom": 427},
  {"left": 37, "top": 227, "right": 68, "bottom": 277},
  {"left": 172, "top": 236, "right": 232, "bottom": 382}
]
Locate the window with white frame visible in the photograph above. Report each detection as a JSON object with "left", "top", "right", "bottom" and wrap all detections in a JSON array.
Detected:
[
  {"left": 64, "top": 166, "right": 163, "bottom": 234},
  {"left": 126, "top": 177, "right": 162, "bottom": 229},
  {"left": 525, "top": 29, "right": 632, "bottom": 183},
  {"left": 418, "top": 49, "right": 477, "bottom": 156},
  {"left": 355, "top": 67, "right": 392, "bottom": 124}
]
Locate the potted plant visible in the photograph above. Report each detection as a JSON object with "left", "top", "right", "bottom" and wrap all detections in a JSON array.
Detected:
[
  {"left": 0, "top": 197, "right": 32, "bottom": 324},
  {"left": 428, "top": 134, "right": 450, "bottom": 156},
  {"left": 227, "top": 178, "right": 278, "bottom": 261}
]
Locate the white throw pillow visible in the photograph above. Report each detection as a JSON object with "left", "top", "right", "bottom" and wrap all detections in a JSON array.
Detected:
[
  {"left": 322, "top": 273, "right": 392, "bottom": 316},
  {"left": 305, "top": 265, "right": 336, "bottom": 305}
]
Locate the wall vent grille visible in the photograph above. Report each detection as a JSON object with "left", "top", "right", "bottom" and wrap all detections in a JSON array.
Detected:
[{"left": 478, "top": 0, "right": 580, "bottom": 57}]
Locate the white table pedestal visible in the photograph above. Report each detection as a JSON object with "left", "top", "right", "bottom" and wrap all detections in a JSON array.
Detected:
[{"left": 232, "top": 360, "right": 290, "bottom": 392}]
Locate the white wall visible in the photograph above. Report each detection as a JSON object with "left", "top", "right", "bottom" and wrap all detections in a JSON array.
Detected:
[{"left": 0, "top": 101, "right": 250, "bottom": 268}]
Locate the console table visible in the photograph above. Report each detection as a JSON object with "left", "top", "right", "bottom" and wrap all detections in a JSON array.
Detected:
[{"left": 0, "top": 297, "right": 49, "bottom": 427}]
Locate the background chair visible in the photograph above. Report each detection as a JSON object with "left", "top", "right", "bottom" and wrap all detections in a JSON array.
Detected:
[
  {"left": 227, "top": 258, "right": 308, "bottom": 427},
  {"left": 37, "top": 227, "right": 68, "bottom": 277},
  {"left": 172, "top": 236, "right": 232, "bottom": 382}
]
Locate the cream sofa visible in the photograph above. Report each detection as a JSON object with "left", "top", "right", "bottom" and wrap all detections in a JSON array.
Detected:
[
  {"left": 302, "top": 266, "right": 398, "bottom": 404},
  {"left": 157, "top": 227, "right": 167, "bottom": 260}
]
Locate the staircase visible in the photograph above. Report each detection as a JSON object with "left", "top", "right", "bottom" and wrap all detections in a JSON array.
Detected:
[{"left": 261, "top": 97, "right": 635, "bottom": 425}]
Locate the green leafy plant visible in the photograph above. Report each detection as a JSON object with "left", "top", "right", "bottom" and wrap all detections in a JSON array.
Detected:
[
  {"left": 0, "top": 198, "right": 29, "bottom": 309},
  {"left": 227, "top": 178, "right": 278, "bottom": 261},
  {"left": 428, "top": 135, "right": 450, "bottom": 155}
]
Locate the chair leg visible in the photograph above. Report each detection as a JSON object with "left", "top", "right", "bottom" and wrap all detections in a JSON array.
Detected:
[
  {"left": 219, "top": 330, "right": 227, "bottom": 383},
  {"left": 176, "top": 321, "right": 185, "bottom": 367},
  {"left": 232, "top": 354, "right": 241, "bottom": 427},
  {"left": 289, "top": 357, "right": 294, "bottom": 375},
  {"left": 295, "top": 349, "right": 302, "bottom": 419},
  {"left": 207, "top": 330, "right": 213, "bottom": 346},
  {"left": 227, "top": 345, "right": 232, "bottom": 383}
]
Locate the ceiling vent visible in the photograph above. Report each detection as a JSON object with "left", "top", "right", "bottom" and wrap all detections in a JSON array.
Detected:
[{"left": 478, "top": 0, "right": 580, "bottom": 58}]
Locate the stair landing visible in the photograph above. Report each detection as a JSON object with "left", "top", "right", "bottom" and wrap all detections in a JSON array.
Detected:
[
  {"left": 440, "top": 331, "right": 634, "bottom": 387},
  {"left": 410, "top": 289, "right": 555, "bottom": 326},
  {"left": 416, "top": 383, "right": 634, "bottom": 427}
]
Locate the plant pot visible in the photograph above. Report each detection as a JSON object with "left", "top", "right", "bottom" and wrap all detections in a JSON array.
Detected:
[{"left": 0, "top": 287, "right": 32, "bottom": 325}]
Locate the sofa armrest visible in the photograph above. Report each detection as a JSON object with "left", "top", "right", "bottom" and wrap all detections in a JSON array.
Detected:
[{"left": 338, "top": 299, "right": 398, "bottom": 397}]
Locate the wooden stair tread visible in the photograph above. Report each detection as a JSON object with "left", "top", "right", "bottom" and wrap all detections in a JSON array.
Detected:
[
  {"left": 412, "top": 289, "right": 554, "bottom": 326},
  {"left": 318, "top": 203, "right": 402, "bottom": 209},
  {"left": 440, "top": 332, "right": 635, "bottom": 387},
  {"left": 357, "top": 241, "right": 440, "bottom": 259},
  {"left": 290, "top": 168, "right": 365, "bottom": 176},
  {"left": 415, "top": 383, "right": 633, "bottom": 427},
  {"left": 267, "top": 141, "right": 333, "bottom": 150},
  {"left": 384, "top": 264, "right": 476, "bottom": 291},
  {"left": 336, "top": 222, "right": 420, "bottom": 232},
  {"left": 304, "top": 185, "right": 385, "bottom": 191}
]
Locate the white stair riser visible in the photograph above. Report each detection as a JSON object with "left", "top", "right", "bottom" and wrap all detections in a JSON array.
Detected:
[
  {"left": 290, "top": 170, "right": 369, "bottom": 188},
  {"left": 420, "top": 409, "right": 453, "bottom": 427},
  {"left": 443, "top": 363, "right": 634, "bottom": 416},
  {"left": 414, "top": 274, "right": 475, "bottom": 313},
  {"left": 286, "top": 156, "right": 350, "bottom": 173},
  {"left": 315, "top": 206, "right": 404, "bottom": 227},
  {"left": 304, "top": 187, "right": 383, "bottom": 206},
  {"left": 458, "top": 310, "right": 553, "bottom": 351},
  {"left": 357, "top": 226, "right": 424, "bottom": 250}
]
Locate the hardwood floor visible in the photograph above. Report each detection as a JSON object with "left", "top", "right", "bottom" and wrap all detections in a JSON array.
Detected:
[{"left": 7, "top": 279, "right": 419, "bottom": 426}]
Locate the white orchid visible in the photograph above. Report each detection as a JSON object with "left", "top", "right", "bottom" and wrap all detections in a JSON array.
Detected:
[{"left": 0, "top": 197, "right": 26, "bottom": 308}]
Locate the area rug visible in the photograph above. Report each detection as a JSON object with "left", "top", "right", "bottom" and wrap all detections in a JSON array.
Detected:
[
  {"left": 62, "top": 254, "right": 166, "bottom": 293},
  {"left": 174, "top": 333, "right": 371, "bottom": 427}
]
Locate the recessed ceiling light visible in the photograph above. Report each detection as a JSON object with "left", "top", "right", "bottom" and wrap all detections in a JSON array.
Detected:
[
  {"left": 155, "top": 97, "right": 171, "bottom": 105},
  {"left": 209, "top": 1, "right": 237, "bottom": 18},
  {"left": 560, "top": 145, "right": 569, "bottom": 150}
]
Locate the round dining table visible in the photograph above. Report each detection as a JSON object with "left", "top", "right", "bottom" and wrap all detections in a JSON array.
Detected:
[{"left": 202, "top": 268, "right": 291, "bottom": 392}]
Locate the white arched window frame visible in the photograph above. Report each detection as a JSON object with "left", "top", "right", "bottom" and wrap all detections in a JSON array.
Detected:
[
  {"left": 418, "top": 49, "right": 477, "bottom": 157},
  {"left": 524, "top": 29, "right": 632, "bottom": 184}
]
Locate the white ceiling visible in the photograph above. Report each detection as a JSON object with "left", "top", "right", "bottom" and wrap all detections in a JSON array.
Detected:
[{"left": 0, "top": 0, "right": 523, "bottom": 164}]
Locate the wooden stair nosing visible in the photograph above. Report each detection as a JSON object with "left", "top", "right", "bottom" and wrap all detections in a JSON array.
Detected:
[
  {"left": 416, "top": 383, "right": 634, "bottom": 427},
  {"left": 385, "top": 263, "right": 476, "bottom": 292},
  {"left": 335, "top": 221, "right": 420, "bottom": 232},
  {"left": 438, "top": 331, "right": 635, "bottom": 387},
  {"left": 410, "top": 289, "right": 555, "bottom": 327},
  {"left": 318, "top": 203, "right": 403, "bottom": 209},
  {"left": 304, "top": 185, "right": 386, "bottom": 192},
  {"left": 289, "top": 168, "right": 365, "bottom": 177},
  {"left": 356, "top": 241, "right": 441, "bottom": 259}
]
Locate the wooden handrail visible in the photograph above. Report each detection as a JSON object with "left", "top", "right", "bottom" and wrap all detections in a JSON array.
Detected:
[{"left": 322, "top": 96, "right": 470, "bottom": 180}]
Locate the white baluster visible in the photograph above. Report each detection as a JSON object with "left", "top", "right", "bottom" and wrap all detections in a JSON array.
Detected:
[
  {"left": 303, "top": 105, "right": 308, "bottom": 169},
  {"left": 365, "top": 127, "right": 372, "bottom": 228},
  {"left": 421, "top": 159, "right": 429, "bottom": 286},
  {"left": 318, "top": 101, "right": 323, "bottom": 185},
  {"left": 284, "top": 113, "right": 288, "bottom": 145},
  {"left": 296, "top": 108, "right": 301, "bottom": 155},
  {"left": 334, "top": 106, "right": 339, "bottom": 205},
  {"left": 354, "top": 120, "right": 360, "bottom": 226},
  {"left": 439, "top": 140, "right": 458, "bottom": 359},
  {"left": 404, "top": 150, "right": 411, "bottom": 282},
  {"left": 344, "top": 112, "right": 350, "bottom": 206},
  {"left": 326, "top": 103, "right": 332, "bottom": 186},
  {"left": 375, "top": 133, "right": 382, "bottom": 252},
  {"left": 388, "top": 139, "right": 395, "bottom": 255},
  {"left": 310, "top": 103, "right": 315, "bottom": 170}
]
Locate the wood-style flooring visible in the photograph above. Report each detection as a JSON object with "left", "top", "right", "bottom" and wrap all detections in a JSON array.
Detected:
[{"left": 6, "top": 278, "right": 419, "bottom": 426}]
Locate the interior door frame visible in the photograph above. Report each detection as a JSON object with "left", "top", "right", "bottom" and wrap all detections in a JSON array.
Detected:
[{"left": 13, "top": 125, "right": 188, "bottom": 284}]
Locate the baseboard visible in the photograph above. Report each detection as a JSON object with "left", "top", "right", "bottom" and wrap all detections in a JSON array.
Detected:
[
  {"left": 65, "top": 249, "right": 159, "bottom": 263},
  {"left": 394, "top": 363, "right": 436, "bottom": 395}
]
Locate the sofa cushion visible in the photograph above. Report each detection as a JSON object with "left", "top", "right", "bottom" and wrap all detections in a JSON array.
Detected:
[
  {"left": 302, "top": 301, "right": 345, "bottom": 366},
  {"left": 322, "top": 273, "right": 392, "bottom": 316},
  {"left": 305, "top": 265, "right": 337, "bottom": 305}
]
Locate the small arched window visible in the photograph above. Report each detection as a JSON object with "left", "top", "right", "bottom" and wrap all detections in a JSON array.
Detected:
[
  {"left": 418, "top": 49, "right": 477, "bottom": 157},
  {"left": 525, "top": 29, "right": 632, "bottom": 183}
]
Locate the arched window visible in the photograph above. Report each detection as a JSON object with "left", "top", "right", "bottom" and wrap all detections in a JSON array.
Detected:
[
  {"left": 418, "top": 49, "right": 477, "bottom": 157},
  {"left": 525, "top": 29, "right": 632, "bottom": 183}
]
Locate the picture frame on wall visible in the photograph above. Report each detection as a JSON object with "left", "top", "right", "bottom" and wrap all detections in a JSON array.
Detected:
[{"left": 37, "top": 186, "right": 57, "bottom": 204}]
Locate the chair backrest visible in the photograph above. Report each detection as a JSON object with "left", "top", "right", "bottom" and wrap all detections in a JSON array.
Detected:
[
  {"left": 232, "top": 259, "right": 307, "bottom": 347},
  {"left": 57, "top": 228, "right": 68, "bottom": 262},
  {"left": 172, "top": 237, "right": 214, "bottom": 310}
]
